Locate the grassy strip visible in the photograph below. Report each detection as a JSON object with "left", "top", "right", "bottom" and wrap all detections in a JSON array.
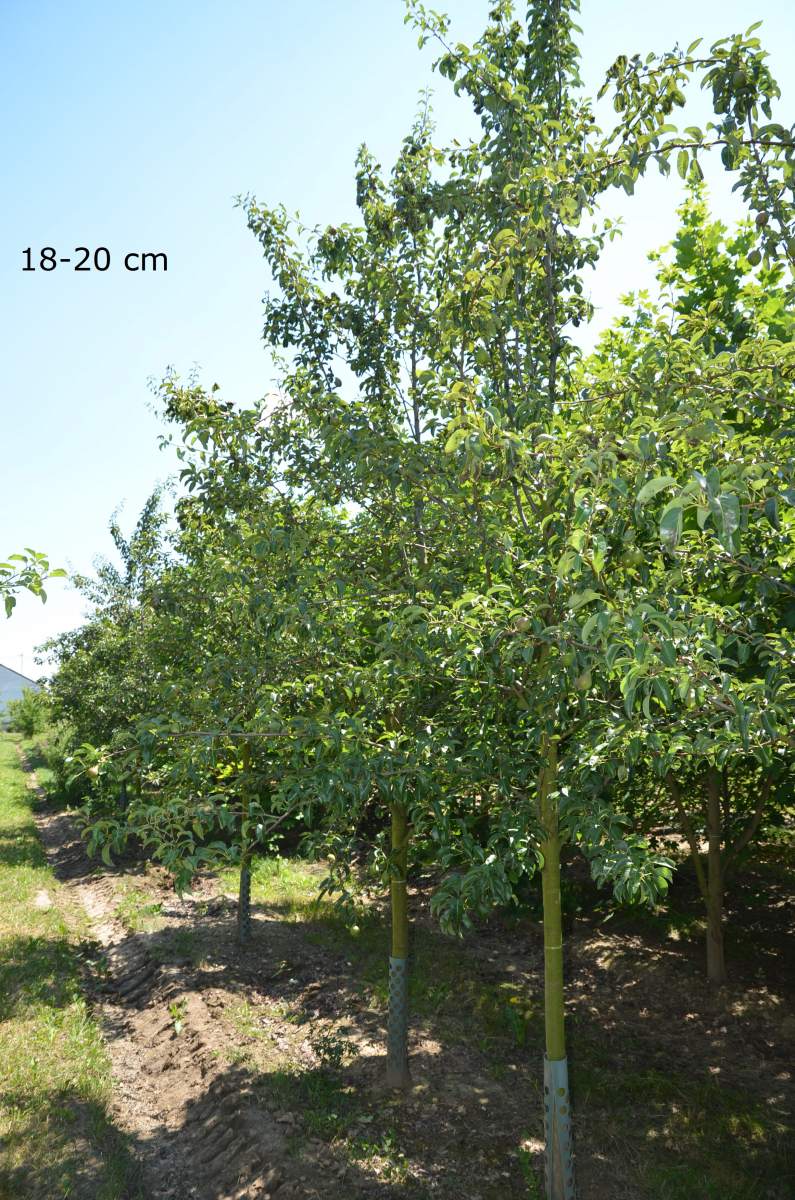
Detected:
[{"left": 0, "top": 733, "right": 142, "bottom": 1200}]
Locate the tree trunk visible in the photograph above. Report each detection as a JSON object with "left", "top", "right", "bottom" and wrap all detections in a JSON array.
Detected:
[
  {"left": 238, "top": 852, "right": 252, "bottom": 944},
  {"left": 538, "top": 736, "right": 575, "bottom": 1200},
  {"left": 386, "top": 801, "right": 411, "bottom": 1088},
  {"left": 237, "top": 741, "right": 252, "bottom": 945},
  {"left": 706, "top": 770, "right": 726, "bottom": 986}
]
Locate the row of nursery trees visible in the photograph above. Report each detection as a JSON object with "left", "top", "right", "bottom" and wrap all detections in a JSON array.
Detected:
[{"left": 31, "top": 4, "right": 795, "bottom": 1197}]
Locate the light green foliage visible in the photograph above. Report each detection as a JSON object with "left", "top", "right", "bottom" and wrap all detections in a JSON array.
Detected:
[
  {"left": 4, "top": 689, "right": 49, "bottom": 739},
  {"left": 0, "top": 549, "right": 65, "bottom": 617},
  {"left": 47, "top": 3, "right": 793, "bottom": 938},
  {"left": 168, "top": 998, "right": 188, "bottom": 1036}
]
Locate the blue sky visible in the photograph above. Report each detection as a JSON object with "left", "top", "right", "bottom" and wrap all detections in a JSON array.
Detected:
[{"left": 1, "top": 0, "right": 793, "bottom": 676}]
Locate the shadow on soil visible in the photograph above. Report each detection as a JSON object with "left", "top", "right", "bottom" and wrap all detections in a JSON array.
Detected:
[
  {"left": 113, "top": 879, "right": 794, "bottom": 1200},
  {"left": 0, "top": 1092, "right": 145, "bottom": 1200},
  {"left": 18, "top": 762, "right": 794, "bottom": 1200}
]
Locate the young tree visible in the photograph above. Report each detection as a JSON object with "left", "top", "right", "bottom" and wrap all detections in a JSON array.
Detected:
[
  {"left": 242, "top": 103, "right": 495, "bottom": 1086},
  {"left": 582, "top": 190, "right": 795, "bottom": 985},
  {"left": 403, "top": 2, "right": 793, "bottom": 1193}
]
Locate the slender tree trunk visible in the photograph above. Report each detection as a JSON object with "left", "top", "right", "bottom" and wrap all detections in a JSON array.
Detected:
[
  {"left": 705, "top": 770, "right": 726, "bottom": 986},
  {"left": 386, "top": 800, "right": 411, "bottom": 1088},
  {"left": 721, "top": 768, "right": 732, "bottom": 842},
  {"left": 538, "top": 736, "right": 575, "bottom": 1200},
  {"left": 237, "top": 741, "right": 252, "bottom": 944}
]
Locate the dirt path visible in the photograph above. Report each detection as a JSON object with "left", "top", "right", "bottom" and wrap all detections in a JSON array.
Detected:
[{"left": 20, "top": 752, "right": 330, "bottom": 1200}]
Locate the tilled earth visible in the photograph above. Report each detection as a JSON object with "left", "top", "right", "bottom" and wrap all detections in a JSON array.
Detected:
[
  {"left": 20, "top": 751, "right": 795, "bottom": 1200},
  {"left": 23, "top": 766, "right": 343, "bottom": 1199}
]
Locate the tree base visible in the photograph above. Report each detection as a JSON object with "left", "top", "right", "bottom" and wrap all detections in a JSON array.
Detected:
[
  {"left": 386, "top": 955, "right": 410, "bottom": 1089},
  {"left": 544, "top": 1054, "right": 576, "bottom": 1199},
  {"left": 385, "top": 1063, "right": 412, "bottom": 1089}
]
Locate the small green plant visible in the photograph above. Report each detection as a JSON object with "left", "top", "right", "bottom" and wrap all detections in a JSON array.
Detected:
[
  {"left": 168, "top": 998, "right": 187, "bottom": 1035},
  {"left": 519, "top": 1146, "right": 543, "bottom": 1197},
  {"left": 348, "top": 1129, "right": 409, "bottom": 1184},
  {"left": 308, "top": 1028, "right": 349, "bottom": 1071},
  {"left": 502, "top": 995, "right": 536, "bottom": 1047},
  {"left": 168, "top": 928, "right": 198, "bottom": 961},
  {"left": 115, "top": 888, "right": 163, "bottom": 933},
  {"left": 225, "top": 1044, "right": 253, "bottom": 1067}
]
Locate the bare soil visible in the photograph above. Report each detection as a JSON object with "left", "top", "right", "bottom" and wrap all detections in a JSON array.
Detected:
[{"left": 20, "top": 752, "right": 794, "bottom": 1200}]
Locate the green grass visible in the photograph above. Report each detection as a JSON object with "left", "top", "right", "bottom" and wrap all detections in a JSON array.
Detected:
[
  {"left": 220, "top": 853, "right": 327, "bottom": 919},
  {"left": 114, "top": 885, "right": 164, "bottom": 934},
  {"left": 637, "top": 1075, "right": 788, "bottom": 1200},
  {"left": 257, "top": 1063, "right": 361, "bottom": 1141},
  {"left": 569, "top": 1040, "right": 791, "bottom": 1199},
  {"left": 18, "top": 734, "right": 58, "bottom": 796},
  {"left": 0, "top": 734, "right": 142, "bottom": 1200}
]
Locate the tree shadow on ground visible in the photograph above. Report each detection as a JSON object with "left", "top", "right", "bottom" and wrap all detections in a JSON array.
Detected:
[
  {"left": 0, "top": 1091, "right": 144, "bottom": 1200},
  {"left": 123, "top": 883, "right": 793, "bottom": 1200},
  {"left": 0, "top": 824, "right": 47, "bottom": 869},
  {"left": 20, "top": 742, "right": 49, "bottom": 775}
]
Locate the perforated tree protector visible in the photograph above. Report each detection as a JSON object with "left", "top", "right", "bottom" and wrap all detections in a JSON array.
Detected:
[
  {"left": 544, "top": 1054, "right": 575, "bottom": 1199},
  {"left": 386, "top": 955, "right": 409, "bottom": 1084}
]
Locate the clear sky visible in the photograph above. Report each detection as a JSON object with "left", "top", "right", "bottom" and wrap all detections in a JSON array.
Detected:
[{"left": 1, "top": 0, "right": 793, "bottom": 677}]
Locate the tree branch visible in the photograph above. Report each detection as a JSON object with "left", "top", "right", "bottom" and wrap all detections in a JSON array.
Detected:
[{"left": 723, "top": 775, "right": 772, "bottom": 877}]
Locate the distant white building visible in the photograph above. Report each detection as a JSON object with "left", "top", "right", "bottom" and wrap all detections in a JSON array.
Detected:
[{"left": 0, "top": 663, "right": 41, "bottom": 725}]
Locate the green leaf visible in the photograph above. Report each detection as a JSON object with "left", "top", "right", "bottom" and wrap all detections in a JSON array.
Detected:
[
  {"left": 569, "top": 589, "right": 601, "bottom": 611},
  {"left": 760, "top": 711, "right": 778, "bottom": 740},
  {"left": 493, "top": 228, "right": 518, "bottom": 250},
  {"left": 660, "top": 640, "right": 677, "bottom": 667},
  {"left": 764, "top": 497, "right": 780, "bottom": 530},
  {"left": 444, "top": 428, "right": 467, "bottom": 454},
  {"left": 623, "top": 682, "right": 638, "bottom": 716},
  {"left": 637, "top": 476, "right": 677, "bottom": 505},
  {"left": 717, "top": 493, "right": 741, "bottom": 540},
  {"left": 581, "top": 612, "right": 599, "bottom": 642},
  {"left": 659, "top": 504, "right": 683, "bottom": 552}
]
